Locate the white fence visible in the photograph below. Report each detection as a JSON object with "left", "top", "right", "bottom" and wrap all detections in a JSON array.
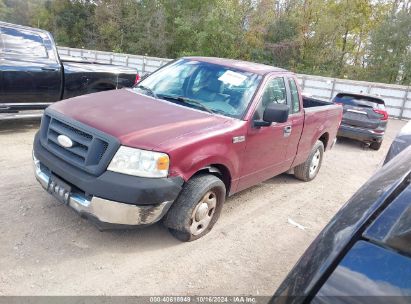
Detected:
[{"left": 58, "top": 46, "right": 411, "bottom": 119}]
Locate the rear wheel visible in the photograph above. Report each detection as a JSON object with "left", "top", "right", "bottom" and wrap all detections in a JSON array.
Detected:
[
  {"left": 163, "top": 174, "right": 226, "bottom": 242},
  {"left": 370, "top": 141, "right": 382, "bottom": 151},
  {"left": 294, "top": 140, "right": 324, "bottom": 182}
]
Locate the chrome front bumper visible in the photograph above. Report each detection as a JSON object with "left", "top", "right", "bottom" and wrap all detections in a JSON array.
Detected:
[{"left": 33, "top": 154, "right": 173, "bottom": 227}]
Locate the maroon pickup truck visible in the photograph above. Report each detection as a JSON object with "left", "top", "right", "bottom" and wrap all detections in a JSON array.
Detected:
[{"left": 33, "top": 57, "right": 342, "bottom": 241}]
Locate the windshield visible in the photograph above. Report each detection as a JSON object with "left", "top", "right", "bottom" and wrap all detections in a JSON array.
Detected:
[{"left": 134, "top": 59, "right": 262, "bottom": 119}]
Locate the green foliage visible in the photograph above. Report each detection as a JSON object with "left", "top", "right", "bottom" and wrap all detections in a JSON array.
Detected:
[
  {"left": 366, "top": 10, "right": 411, "bottom": 85},
  {"left": 1, "top": 0, "right": 410, "bottom": 85}
]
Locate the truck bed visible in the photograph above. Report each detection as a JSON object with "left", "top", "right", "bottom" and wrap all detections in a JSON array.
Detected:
[
  {"left": 291, "top": 96, "right": 342, "bottom": 167},
  {"left": 303, "top": 96, "right": 334, "bottom": 108}
]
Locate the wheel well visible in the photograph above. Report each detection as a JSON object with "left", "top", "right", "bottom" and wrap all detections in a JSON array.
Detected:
[
  {"left": 319, "top": 132, "right": 329, "bottom": 150},
  {"left": 193, "top": 164, "right": 232, "bottom": 195}
]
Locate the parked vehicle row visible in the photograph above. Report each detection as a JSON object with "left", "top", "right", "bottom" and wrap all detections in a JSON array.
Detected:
[
  {"left": 32, "top": 56, "right": 342, "bottom": 241},
  {"left": 0, "top": 22, "right": 139, "bottom": 119},
  {"left": 2, "top": 20, "right": 410, "bottom": 299}
]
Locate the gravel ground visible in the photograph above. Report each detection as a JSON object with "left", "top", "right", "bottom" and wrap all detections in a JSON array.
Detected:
[{"left": 0, "top": 118, "right": 407, "bottom": 296}]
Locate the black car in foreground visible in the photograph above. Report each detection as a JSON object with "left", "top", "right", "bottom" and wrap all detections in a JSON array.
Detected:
[
  {"left": 0, "top": 22, "right": 139, "bottom": 120},
  {"left": 333, "top": 92, "right": 388, "bottom": 150},
  {"left": 384, "top": 120, "right": 411, "bottom": 165},
  {"left": 272, "top": 145, "right": 411, "bottom": 304}
]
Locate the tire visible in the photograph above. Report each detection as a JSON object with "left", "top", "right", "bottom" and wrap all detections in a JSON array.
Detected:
[
  {"left": 294, "top": 140, "right": 324, "bottom": 182},
  {"left": 370, "top": 141, "right": 382, "bottom": 151},
  {"left": 163, "top": 174, "right": 226, "bottom": 242}
]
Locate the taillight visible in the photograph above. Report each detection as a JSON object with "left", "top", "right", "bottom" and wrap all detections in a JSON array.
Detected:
[
  {"left": 134, "top": 74, "right": 140, "bottom": 84},
  {"left": 373, "top": 109, "right": 388, "bottom": 120}
]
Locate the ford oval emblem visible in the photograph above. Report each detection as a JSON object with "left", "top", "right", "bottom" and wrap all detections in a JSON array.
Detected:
[{"left": 57, "top": 135, "right": 73, "bottom": 148}]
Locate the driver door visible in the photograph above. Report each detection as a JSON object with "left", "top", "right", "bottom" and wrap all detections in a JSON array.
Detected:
[{"left": 237, "top": 76, "right": 293, "bottom": 192}]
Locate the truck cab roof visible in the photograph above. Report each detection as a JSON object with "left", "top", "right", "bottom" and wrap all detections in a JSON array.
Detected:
[
  {"left": 183, "top": 56, "right": 288, "bottom": 76},
  {"left": 0, "top": 21, "right": 52, "bottom": 37}
]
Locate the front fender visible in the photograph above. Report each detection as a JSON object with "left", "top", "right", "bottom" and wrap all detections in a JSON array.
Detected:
[{"left": 168, "top": 140, "right": 244, "bottom": 192}]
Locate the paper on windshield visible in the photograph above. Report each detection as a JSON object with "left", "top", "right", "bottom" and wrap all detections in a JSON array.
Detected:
[{"left": 218, "top": 70, "right": 247, "bottom": 86}]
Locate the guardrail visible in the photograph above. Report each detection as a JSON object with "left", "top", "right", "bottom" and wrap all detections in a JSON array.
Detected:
[{"left": 58, "top": 46, "right": 411, "bottom": 119}]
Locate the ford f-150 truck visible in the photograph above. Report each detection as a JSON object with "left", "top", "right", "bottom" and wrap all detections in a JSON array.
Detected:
[
  {"left": 33, "top": 57, "right": 342, "bottom": 241},
  {"left": 0, "top": 22, "right": 138, "bottom": 119}
]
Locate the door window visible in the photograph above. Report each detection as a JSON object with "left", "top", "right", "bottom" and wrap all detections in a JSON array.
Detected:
[
  {"left": 0, "top": 27, "right": 47, "bottom": 58},
  {"left": 288, "top": 78, "right": 300, "bottom": 113},
  {"left": 254, "top": 77, "right": 287, "bottom": 120}
]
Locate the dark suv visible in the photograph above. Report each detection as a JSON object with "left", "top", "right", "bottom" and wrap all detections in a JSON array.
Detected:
[{"left": 333, "top": 93, "right": 388, "bottom": 150}]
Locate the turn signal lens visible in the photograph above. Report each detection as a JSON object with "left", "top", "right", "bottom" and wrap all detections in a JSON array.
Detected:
[{"left": 157, "top": 155, "right": 170, "bottom": 171}]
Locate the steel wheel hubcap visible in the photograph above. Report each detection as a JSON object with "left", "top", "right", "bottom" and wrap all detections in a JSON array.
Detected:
[
  {"left": 190, "top": 191, "right": 217, "bottom": 235},
  {"left": 309, "top": 149, "right": 321, "bottom": 177}
]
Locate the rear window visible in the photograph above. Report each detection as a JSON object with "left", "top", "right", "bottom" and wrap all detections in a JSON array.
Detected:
[{"left": 334, "top": 93, "right": 385, "bottom": 110}]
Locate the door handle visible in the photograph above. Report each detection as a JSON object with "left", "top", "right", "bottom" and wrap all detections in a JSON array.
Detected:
[
  {"left": 283, "top": 125, "right": 292, "bottom": 137},
  {"left": 41, "top": 67, "right": 58, "bottom": 71}
]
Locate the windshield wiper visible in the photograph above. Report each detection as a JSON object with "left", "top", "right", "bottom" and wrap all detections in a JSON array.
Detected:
[
  {"left": 135, "top": 85, "right": 158, "bottom": 99},
  {"left": 158, "top": 94, "right": 214, "bottom": 114}
]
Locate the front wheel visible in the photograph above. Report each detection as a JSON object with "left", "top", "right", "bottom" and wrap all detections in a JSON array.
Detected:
[
  {"left": 294, "top": 140, "right": 324, "bottom": 182},
  {"left": 163, "top": 174, "right": 226, "bottom": 242}
]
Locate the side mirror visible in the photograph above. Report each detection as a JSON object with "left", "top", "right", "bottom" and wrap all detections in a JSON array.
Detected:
[{"left": 254, "top": 103, "right": 289, "bottom": 127}]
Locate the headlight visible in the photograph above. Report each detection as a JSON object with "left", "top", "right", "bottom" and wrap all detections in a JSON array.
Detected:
[{"left": 107, "top": 146, "right": 169, "bottom": 178}]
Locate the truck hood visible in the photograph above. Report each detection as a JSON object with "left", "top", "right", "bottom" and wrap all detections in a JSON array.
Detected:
[{"left": 50, "top": 89, "right": 230, "bottom": 151}]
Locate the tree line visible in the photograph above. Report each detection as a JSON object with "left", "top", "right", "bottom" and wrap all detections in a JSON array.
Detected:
[{"left": 1, "top": 0, "right": 411, "bottom": 85}]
